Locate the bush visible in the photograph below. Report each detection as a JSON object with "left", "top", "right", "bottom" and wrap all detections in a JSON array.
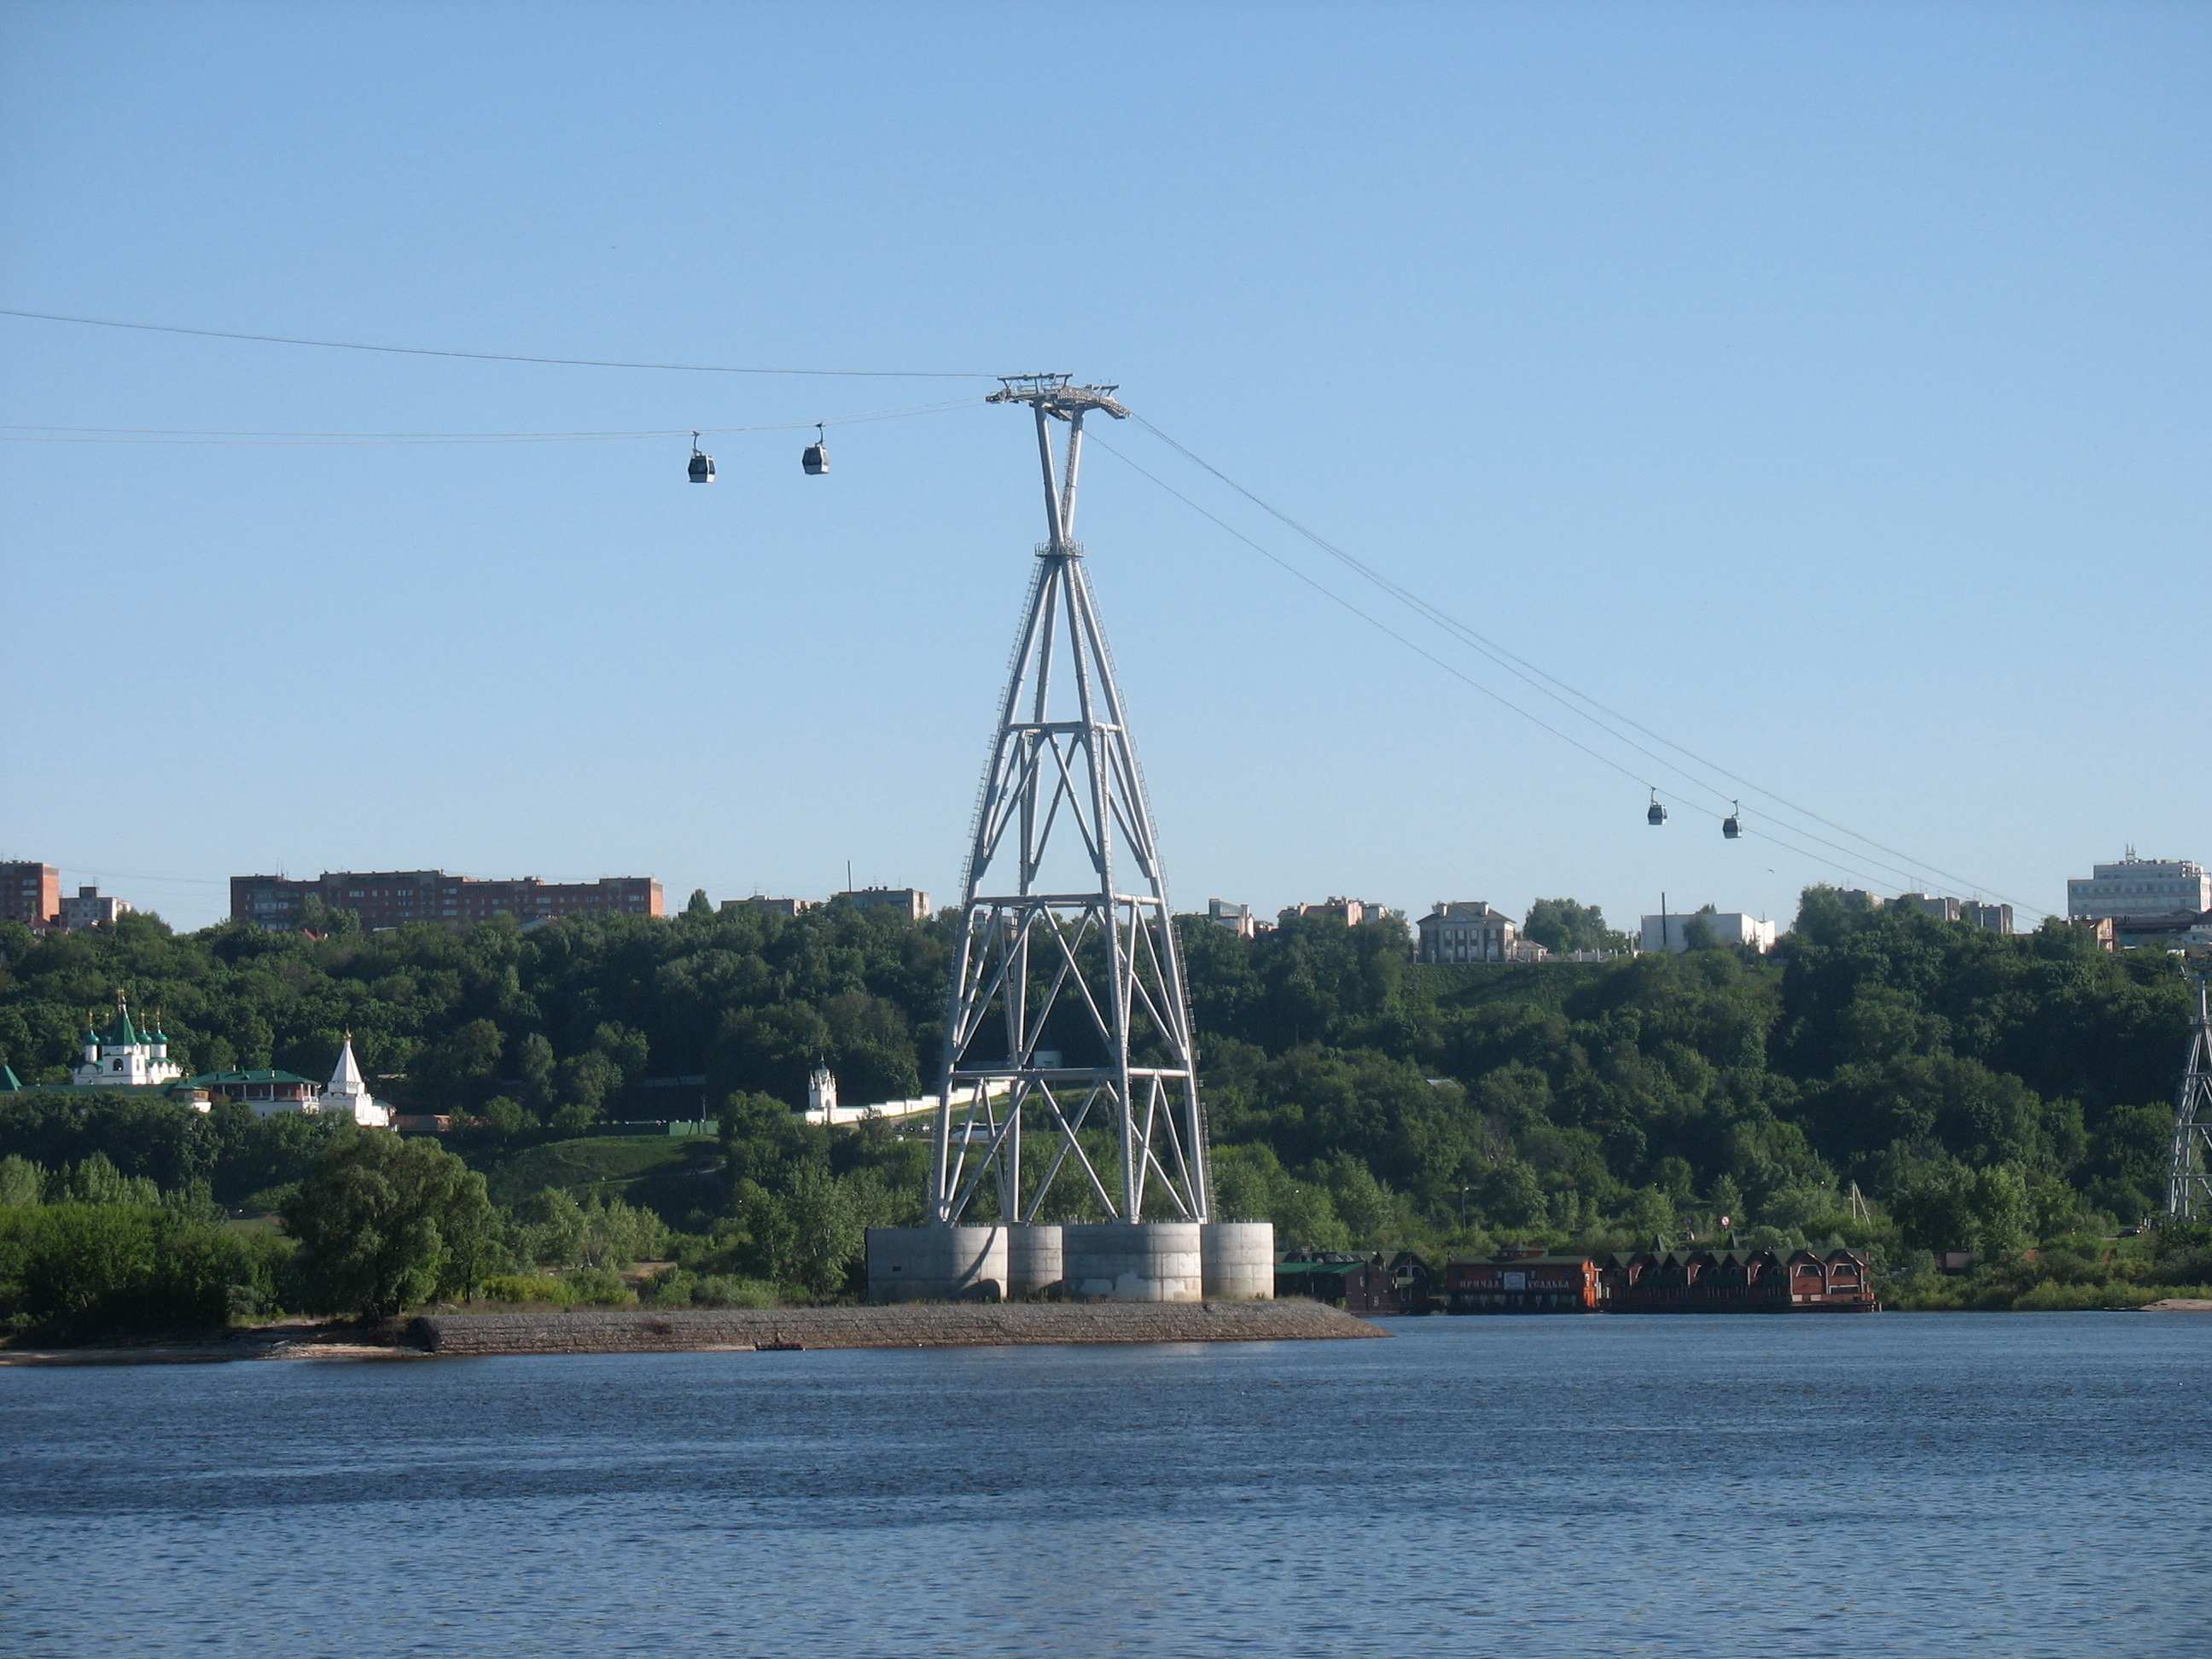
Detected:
[
  {"left": 479, "top": 1272, "right": 574, "bottom": 1307},
  {"left": 693, "top": 1274, "right": 777, "bottom": 1309},
  {"left": 566, "top": 1266, "right": 632, "bottom": 1307},
  {"left": 0, "top": 1203, "right": 240, "bottom": 1336},
  {"left": 647, "top": 1268, "right": 698, "bottom": 1308}
]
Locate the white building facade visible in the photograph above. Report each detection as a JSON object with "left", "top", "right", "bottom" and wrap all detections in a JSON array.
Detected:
[
  {"left": 70, "top": 994, "right": 183, "bottom": 1089},
  {"left": 320, "top": 1034, "right": 390, "bottom": 1127},
  {"left": 1417, "top": 901, "right": 1520, "bottom": 963},
  {"left": 1640, "top": 911, "right": 1778, "bottom": 954},
  {"left": 2066, "top": 855, "right": 2212, "bottom": 922}
]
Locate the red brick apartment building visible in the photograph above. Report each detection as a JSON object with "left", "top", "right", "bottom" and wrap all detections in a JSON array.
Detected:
[
  {"left": 2, "top": 862, "right": 61, "bottom": 928},
  {"left": 231, "top": 870, "right": 662, "bottom": 931}
]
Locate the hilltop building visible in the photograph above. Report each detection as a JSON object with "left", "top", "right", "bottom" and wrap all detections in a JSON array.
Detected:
[
  {"left": 836, "top": 886, "right": 932, "bottom": 920},
  {"left": 1204, "top": 898, "right": 1259, "bottom": 940},
  {"left": 1640, "top": 911, "right": 1778, "bottom": 954},
  {"left": 2067, "top": 854, "right": 2212, "bottom": 923},
  {"left": 232, "top": 870, "right": 662, "bottom": 931},
  {"left": 722, "top": 895, "right": 817, "bottom": 918},
  {"left": 59, "top": 886, "right": 131, "bottom": 932},
  {"left": 1282, "top": 897, "right": 1400, "bottom": 928},
  {"left": 3, "top": 861, "right": 59, "bottom": 928},
  {"left": 318, "top": 1035, "right": 390, "bottom": 1127},
  {"left": 70, "top": 993, "right": 184, "bottom": 1091},
  {"left": 1417, "top": 900, "right": 1519, "bottom": 963}
]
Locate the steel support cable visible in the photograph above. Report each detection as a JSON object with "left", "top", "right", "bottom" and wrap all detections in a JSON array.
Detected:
[
  {"left": 0, "top": 306, "right": 999, "bottom": 380},
  {"left": 0, "top": 399, "right": 978, "bottom": 445},
  {"left": 1086, "top": 435, "right": 1912, "bottom": 896},
  {"left": 1131, "top": 414, "right": 2031, "bottom": 913}
]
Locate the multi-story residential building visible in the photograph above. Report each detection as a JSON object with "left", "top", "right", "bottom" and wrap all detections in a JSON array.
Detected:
[
  {"left": 1204, "top": 898, "right": 1257, "bottom": 939},
  {"left": 722, "top": 895, "right": 817, "bottom": 918},
  {"left": 1281, "top": 896, "right": 1399, "bottom": 928},
  {"left": 1640, "top": 910, "right": 1778, "bottom": 954},
  {"left": 836, "top": 886, "right": 932, "bottom": 921},
  {"left": 59, "top": 885, "right": 131, "bottom": 932},
  {"left": 1417, "top": 900, "right": 1518, "bottom": 963},
  {"left": 1899, "top": 893, "right": 1963, "bottom": 923},
  {"left": 1, "top": 861, "right": 59, "bottom": 928},
  {"left": 230, "top": 870, "right": 663, "bottom": 930},
  {"left": 2066, "top": 854, "right": 2212, "bottom": 923},
  {"left": 1959, "top": 900, "right": 2013, "bottom": 934}
]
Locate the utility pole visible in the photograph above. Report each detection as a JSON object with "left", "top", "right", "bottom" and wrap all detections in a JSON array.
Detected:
[{"left": 2168, "top": 953, "right": 2212, "bottom": 1222}]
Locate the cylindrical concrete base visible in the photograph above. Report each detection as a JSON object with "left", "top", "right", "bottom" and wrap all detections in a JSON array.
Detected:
[
  {"left": 1202, "top": 1221, "right": 1277, "bottom": 1301},
  {"left": 1062, "top": 1221, "right": 1205, "bottom": 1302},
  {"left": 865, "top": 1225, "right": 1007, "bottom": 1304},
  {"left": 1005, "top": 1224, "right": 1065, "bottom": 1299}
]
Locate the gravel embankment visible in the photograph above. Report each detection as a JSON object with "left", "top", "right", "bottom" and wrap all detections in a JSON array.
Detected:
[{"left": 411, "top": 1299, "right": 1386, "bottom": 1355}]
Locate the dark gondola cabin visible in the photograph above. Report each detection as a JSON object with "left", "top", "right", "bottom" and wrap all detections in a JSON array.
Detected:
[
  {"left": 1723, "top": 801, "right": 1742, "bottom": 840},
  {"left": 688, "top": 432, "right": 715, "bottom": 484},
  {"left": 1647, "top": 790, "right": 1668, "bottom": 827},
  {"left": 801, "top": 423, "right": 830, "bottom": 476}
]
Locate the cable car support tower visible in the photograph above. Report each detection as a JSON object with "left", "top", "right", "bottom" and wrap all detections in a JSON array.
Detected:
[
  {"left": 2168, "top": 954, "right": 2212, "bottom": 1222},
  {"left": 935, "top": 375, "right": 1205, "bottom": 1228},
  {"left": 864, "top": 375, "right": 1272, "bottom": 1303}
]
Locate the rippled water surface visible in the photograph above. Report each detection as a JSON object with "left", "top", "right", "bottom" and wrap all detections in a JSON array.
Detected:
[{"left": 2, "top": 1313, "right": 2206, "bottom": 1656}]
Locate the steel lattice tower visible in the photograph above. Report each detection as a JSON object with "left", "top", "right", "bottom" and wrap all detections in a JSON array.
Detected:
[
  {"left": 2168, "top": 960, "right": 2212, "bottom": 1222},
  {"left": 928, "top": 375, "right": 1209, "bottom": 1229}
]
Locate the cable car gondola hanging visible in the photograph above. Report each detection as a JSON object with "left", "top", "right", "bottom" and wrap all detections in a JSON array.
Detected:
[
  {"left": 687, "top": 432, "right": 715, "bottom": 485},
  {"left": 1723, "top": 801, "right": 1742, "bottom": 840},
  {"left": 1647, "top": 789, "right": 1667, "bottom": 827},
  {"left": 800, "top": 423, "right": 830, "bottom": 476}
]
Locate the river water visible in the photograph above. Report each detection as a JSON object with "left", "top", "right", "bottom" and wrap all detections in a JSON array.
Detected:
[{"left": 1, "top": 1313, "right": 2204, "bottom": 1656}]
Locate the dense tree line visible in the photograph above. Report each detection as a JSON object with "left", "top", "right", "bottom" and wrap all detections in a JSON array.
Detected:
[{"left": 1, "top": 888, "right": 2203, "bottom": 1323}]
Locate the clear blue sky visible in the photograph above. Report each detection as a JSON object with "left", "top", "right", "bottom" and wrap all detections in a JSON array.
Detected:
[{"left": 3, "top": 3, "right": 2205, "bottom": 934}]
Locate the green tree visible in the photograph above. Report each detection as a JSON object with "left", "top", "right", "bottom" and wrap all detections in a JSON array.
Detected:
[
  {"left": 282, "top": 1134, "right": 497, "bottom": 1318},
  {"left": 1522, "top": 898, "right": 1627, "bottom": 954},
  {"left": 685, "top": 888, "right": 714, "bottom": 918}
]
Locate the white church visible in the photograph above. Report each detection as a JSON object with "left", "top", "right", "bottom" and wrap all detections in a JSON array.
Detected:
[
  {"left": 66, "top": 995, "right": 388, "bottom": 1126},
  {"left": 71, "top": 993, "right": 184, "bottom": 1090}
]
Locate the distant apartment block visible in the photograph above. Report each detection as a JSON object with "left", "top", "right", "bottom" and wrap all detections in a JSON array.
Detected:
[
  {"left": 836, "top": 886, "right": 932, "bottom": 921},
  {"left": 1898, "top": 893, "right": 1962, "bottom": 923},
  {"left": 2066, "top": 853, "right": 2211, "bottom": 923},
  {"left": 1417, "top": 900, "right": 1518, "bottom": 964},
  {"left": 1959, "top": 900, "right": 2013, "bottom": 934},
  {"left": 1205, "top": 898, "right": 1258, "bottom": 940},
  {"left": 1282, "top": 896, "right": 1399, "bottom": 928},
  {"left": 231, "top": 870, "right": 663, "bottom": 930},
  {"left": 60, "top": 886, "right": 131, "bottom": 932},
  {"left": 2, "top": 861, "right": 60, "bottom": 928},
  {"left": 1640, "top": 911, "right": 1778, "bottom": 954},
  {"left": 722, "top": 895, "right": 818, "bottom": 918}
]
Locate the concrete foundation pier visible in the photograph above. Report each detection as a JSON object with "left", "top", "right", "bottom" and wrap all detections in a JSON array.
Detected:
[
  {"left": 1202, "top": 1221, "right": 1277, "bottom": 1300},
  {"left": 865, "top": 1225, "right": 1007, "bottom": 1304},
  {"left": 1005, "top": 1225, "right": 1065, "bottom": 1299},
  {"left": 1062, "top": 1221, "right": 1205, "bottom": 1302}
]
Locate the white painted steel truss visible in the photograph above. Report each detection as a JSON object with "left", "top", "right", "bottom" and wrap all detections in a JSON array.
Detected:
[
  {"left": 2168, "top": 964, "right": 2212, "bottom": 1222},
  {"left": 930, "top": 377, "right": 1210, "bottom": 1226}
]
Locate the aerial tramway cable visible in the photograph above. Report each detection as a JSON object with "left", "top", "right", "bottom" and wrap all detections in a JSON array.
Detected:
[
  {"left": 3, "top": 301, "right": 2031, "bottom": 910},
  {"left": 0, "top": 306, "right": 999, "bottom": 381},
  {"left": 1121, "top": 416, "right": 2034, "bottom": 914}
]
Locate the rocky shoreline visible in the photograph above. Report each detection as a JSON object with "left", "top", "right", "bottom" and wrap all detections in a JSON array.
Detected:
[
  {"left": 412, "top": 1299, "right": 1388, "bottom": 1356},
  {"left": 0, "top": 1300, "right": 1385, "bottom": 1365}
]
